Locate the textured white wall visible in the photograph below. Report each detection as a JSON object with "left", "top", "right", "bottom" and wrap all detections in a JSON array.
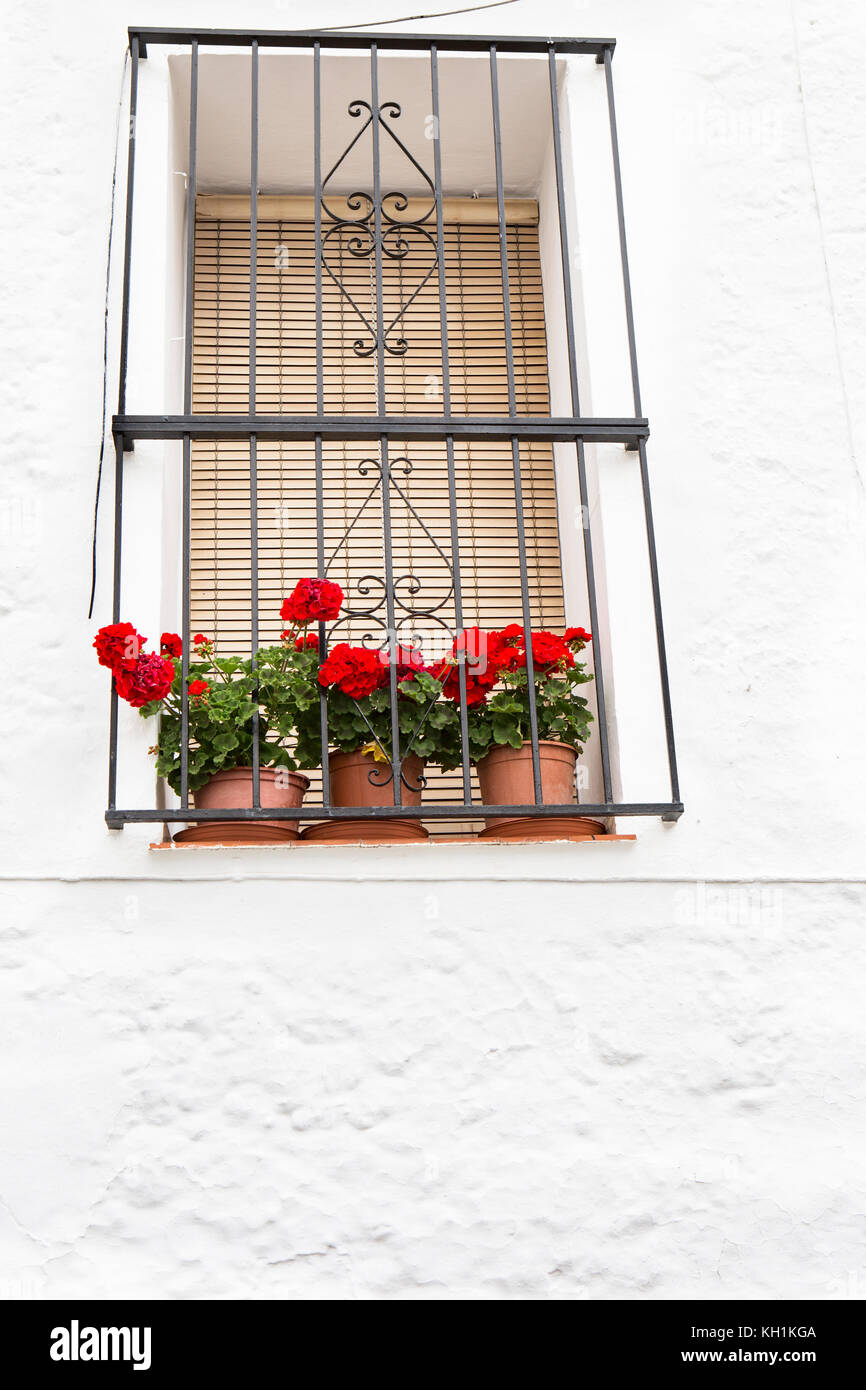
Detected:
[
  {"left": 1, "top": 875, "right": 863, "bottom": 1300},
  {"left": 0, "top": 0, "right": 864, "bottom": 1300}
]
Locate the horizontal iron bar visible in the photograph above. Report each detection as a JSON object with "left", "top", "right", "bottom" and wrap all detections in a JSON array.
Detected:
[
  {"left": 129, "top": 28, "right": 616, "bottom": 59},
  {"left": 107, "top": 802, "right": 684, "bottom": 826},
  {"left": 113, "top": 415, "right": 649, "bottom": 447}
]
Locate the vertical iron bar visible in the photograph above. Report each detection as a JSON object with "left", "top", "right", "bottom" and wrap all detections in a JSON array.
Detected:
[
  {"left": 509, "top": 435, "right": 544, "bottom": 798},
  {"left": 314, "top": 435, "right": 330, "bottom": 806},
  {"left": 370, "top": 44, "right": 401, "bottom": 802},
  {"left": 313, "top": 42, "right": 330, "bottom": 805},
  {"left": 547, "top": 45, "right": 581, "bottom": 417},
  {"left": 575, "top": 441, "right": 612, "bottom": 800},
  {"left": 429, "top": 48, "right": 450, "bottom": 413},
  {"left": 489, "top": 46, "right": 516, "bottom": 417},
  {"left": 548, "top": 45, "right": 613, "bottom": 802},
  {"left": 602, "top": 46, "right": 641, "bottom": 416},
  {"left": 181, "top": 436, "right": 191, "bottom": 811},
  {"left": 603, "top": 47, "right": 680, "bottom": 802},
  {"left": 182, "top": 46, "right": 198, "bottom": 416},
  {"left": 117, "top": 36, "right": 139, "bottom": 417},
  {"left": 637, "top": 438, "right": 680, "bottom": 802},
  {"left": 108, "top": 36, "right": 140, "bottom": 814},
  {"left": 370, "top": 44, "right": 387, "bottom": 416},
  {"left": 250, "top": 40, "right": 258, "bottom": 415},
  {"left": 314, "top": 42, "right": 323, "bottom": 417},
  {"left": 379, "top": 439, "right": 402, "bottom": 803},
  {"left": 431, "top": 45, "right": 471, "bottom": 804},
  {"left": 490, "top": 45, "right": 542, "bottom": 804},
  {"left": 180, "top": 41, "right": 198, "bottom": 811},
  {"left": 444, "top": 435, "right": 471, "bottom": 804},
  {"left": 249, "top": 40, "right": 260, "bottom": 808},
  {"left": 249, "top": 433, "right": 260, "bottom": 806},
  {"left": 107, "top": 440, "right": 124, "bottom": 812}
]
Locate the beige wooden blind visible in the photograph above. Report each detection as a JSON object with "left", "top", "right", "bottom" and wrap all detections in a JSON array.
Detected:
[
  {"left": 190, "top": 203, "right": 565, "bottom": 653},
  {"left": 190, "top": 203, "right": 566, "bottom": 831}
]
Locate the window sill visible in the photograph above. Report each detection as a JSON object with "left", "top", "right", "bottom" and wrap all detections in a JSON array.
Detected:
[{"left": 149, "top": 832, "right": 636, "bottom": 850}]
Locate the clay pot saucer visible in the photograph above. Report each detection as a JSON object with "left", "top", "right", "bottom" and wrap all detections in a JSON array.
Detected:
[
  {"left": 173, "top": 822, "right": 299, "bottom": 846},
  {"left": 477, "top": 815, "right": 605, "bottom": 842},
  {"left": 301, "top": 818, "right": 429, "bottom": 844}
]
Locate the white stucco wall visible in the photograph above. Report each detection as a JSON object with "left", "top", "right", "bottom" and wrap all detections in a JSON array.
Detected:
[{"left": 0, "top": 0, "right": 864, "bottom": 1300}]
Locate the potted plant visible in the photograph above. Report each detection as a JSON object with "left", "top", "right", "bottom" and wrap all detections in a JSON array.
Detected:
[
  {"left": 252, "top": 577, "right": 460, "bottom": 842},
  {"left": 93, "top": 624, "right": 308, "bottom": 844},
  {"left": 288, "top": 635, "right": 459, "bottom": 843},
  {"left": 435, "top": 624, "right": 599, "bottom": 840}
]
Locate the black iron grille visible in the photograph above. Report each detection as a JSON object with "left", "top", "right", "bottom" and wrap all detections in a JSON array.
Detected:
[{"left": 107, "top": 26, "right": 682, "bottom": 829}]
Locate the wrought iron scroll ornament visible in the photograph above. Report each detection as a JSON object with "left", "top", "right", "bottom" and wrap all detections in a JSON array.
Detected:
[
  {"left": 322, "top": 455, "right": 458, "bottom": 792},
  {"left": 321, "top": 100, "right": 452, "bottom": 791},
  {"left": 324, "top": 457, "right": 455, "bottom": 640},
  {"left": 321, "top": 99, "right": 438, "bottom": 358}
]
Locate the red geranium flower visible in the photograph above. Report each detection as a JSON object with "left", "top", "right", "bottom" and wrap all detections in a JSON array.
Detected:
[
  {"left": 434, "top": 628, "right": 512, "bottom": 705},
  {"left": 160, "top": 632, "right": 183, "bottom": 659},
  {"left": 318, "top": 643, "right": 387, "bottom": 699},
  {"left": 487, "top": 631, "right": 523, "bottom": 675},
  {"left": 188, "top": 679, "right": 209, "bottom": 700},
  {"left": 281, "top": 577, "right": 344, "bottom": 625},
  {"left": 453, "top": 627, "right": 485, "bottom": 658},
  {"left": 392, "top": 643, "right": 430, "bottom": 682},
  {"left": 564, "top": 626, "right": 592, "bottom": 647},
  {"left": 114, "top": 653, "right": 175, "bottom": 708},
  {"left": 515, "top": 630, "right": 574, "bottom": 670},
  {"left": 93, "top": 622, "right": 144, "bottom": 672},
  {"left": 457, "top": 628, "right": 515, "bottom": 681},
  {"left": 450, "top": 629, "right": 492, "bottom": 677},
  {"left": 436, "top": 661, "right": 493, "bottom": 706},
  {"left": 293, "top": 632, "right": 319, "bottom": 651},
  {"left": 488, "top": 626, "right": 574, "bottom": 672},
  {"left": 193, "top": 634, "right": 208, "bottom": 645}
]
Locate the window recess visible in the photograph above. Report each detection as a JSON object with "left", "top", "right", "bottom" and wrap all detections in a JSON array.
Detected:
[{"left": 107, "top": 27, "right": 682, "bottom": 831}]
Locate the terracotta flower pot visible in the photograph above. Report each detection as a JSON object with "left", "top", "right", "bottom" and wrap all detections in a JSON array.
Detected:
[
  {"left": 173, "top": 765, "right": 309, "bottom": 845},
  {"left": 476, "top": 740, "right": 603, "bottom": 841},
  {"left": 302, "top": 749, "right": 428, "bottom": 843}
]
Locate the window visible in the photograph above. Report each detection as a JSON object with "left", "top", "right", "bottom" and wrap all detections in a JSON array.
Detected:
[{"left": 109, "top": 26, "right": 682, "bottom": 833}]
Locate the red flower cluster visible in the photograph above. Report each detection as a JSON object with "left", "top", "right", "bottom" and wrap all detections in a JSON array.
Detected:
[
  {"left": 436, "top": 623, "right": 587, "bottom": 707},
  {"left": 516, "top": 629, "right": 575, "bottom": 671},
  {"left": 188, "top": 679, "right": 209, "bottom": 701},
  {"left": 436, "top": 662, "right": 493, "bottom": 706},
  {"left": 318, "top": 643, "right": 388, "bottom": 699},
  {"left": 160, "top": 632, "right": 183, "bottom": 659},
  {"left": 113, "top": 651, "right": 175, "bottom": 707},
  {"left": 485, "top": 626, "right": 525, "bottom": 674},
  {"left": 435, "top": 628, "right": 503, "bottom": 705},
  {"left": 94, "top": 621, "right": 175, "bottom": 708},
  {"left": 281, "top": 578, "right": 344, "bottom": 625},
  {"left": 93, "top": 622, "right": 144, "bottom": 673}
]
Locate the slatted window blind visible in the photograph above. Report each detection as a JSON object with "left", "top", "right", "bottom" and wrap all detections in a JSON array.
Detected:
[{"left": 190, "top": 199, "right": 566, "bottom": 657}]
